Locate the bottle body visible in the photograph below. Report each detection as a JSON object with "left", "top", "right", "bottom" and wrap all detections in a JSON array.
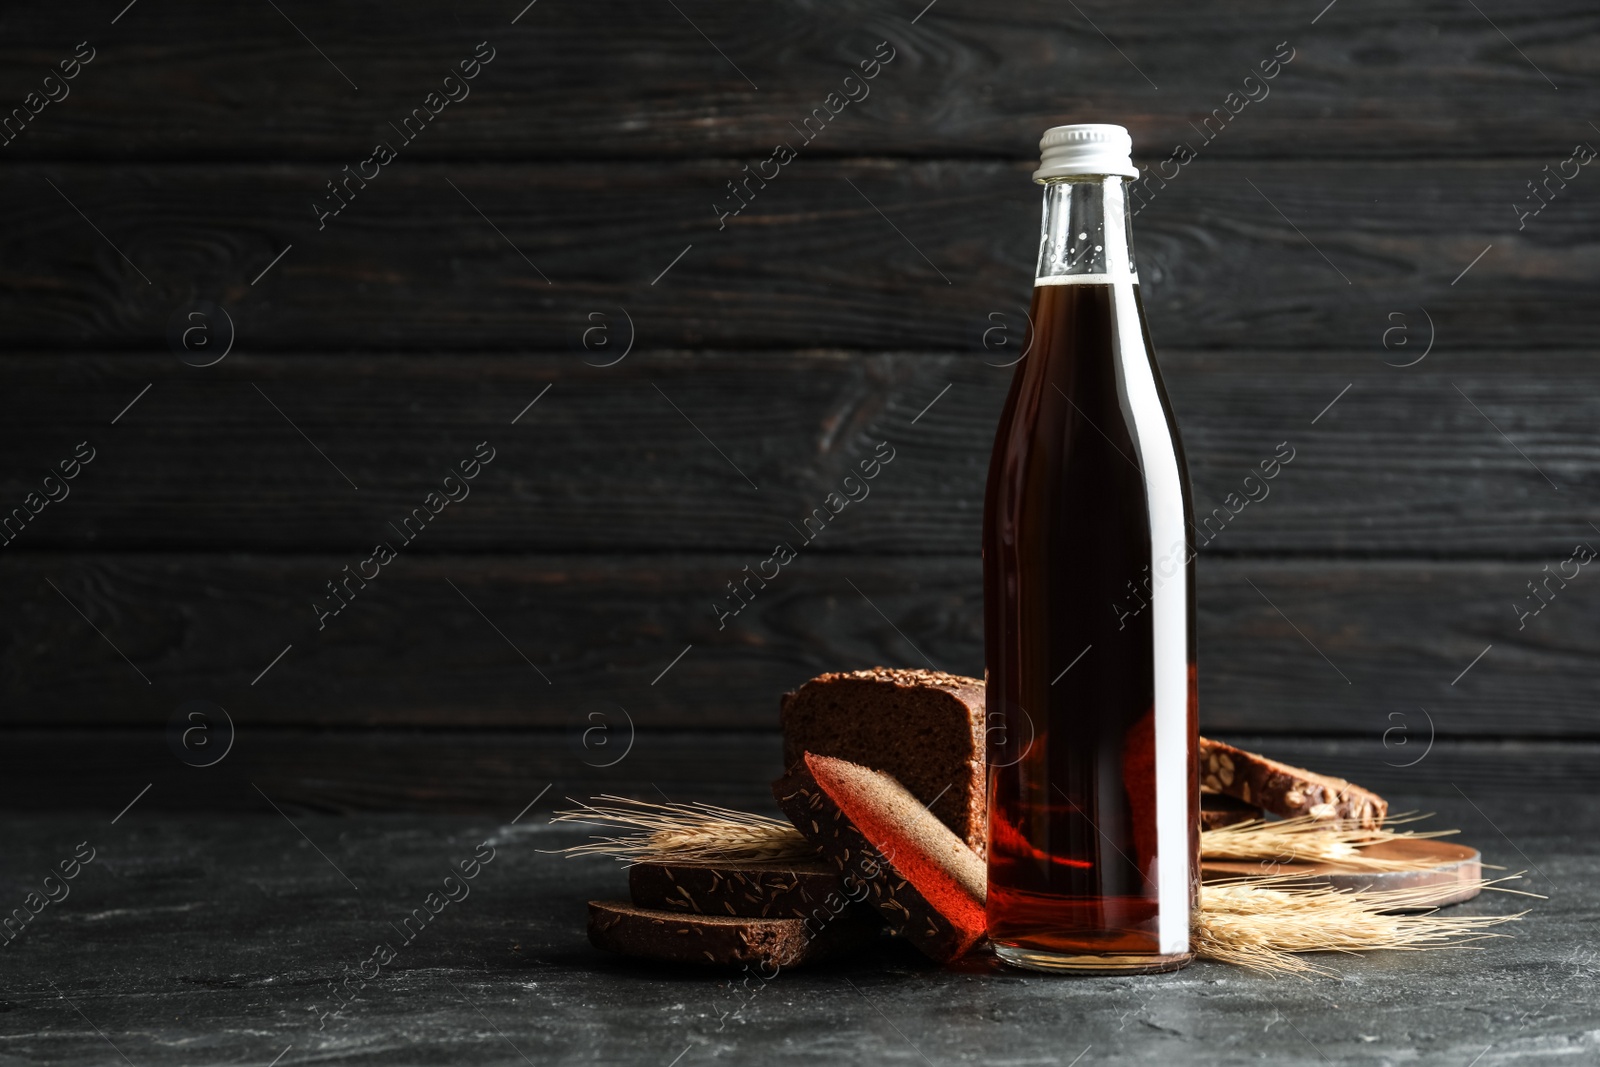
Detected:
[{"left": 982, "top": 174, "right": 1198, "bottom": 973}]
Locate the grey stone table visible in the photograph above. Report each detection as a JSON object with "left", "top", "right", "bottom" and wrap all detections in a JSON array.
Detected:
[{"left": 0, "top": 791, "right": 1594, "bottom": 1067}]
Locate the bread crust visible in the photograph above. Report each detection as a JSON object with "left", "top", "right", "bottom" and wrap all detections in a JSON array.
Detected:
[
  {"left": 628, "top": 860, "right": 863, "bottom": 921},
  {"left": 1199, "top": 737, "right": 1388, "bottom": 828},
  {"left": 1199, "top": 791, "right": 1265, "bottom": 830},
  {"left": 773, "top": 753, "right": 986, "bottom": 963},
  {"left": 779, "top": 668, "right": 986, "bottom": 857},
  {"left": 587, "top": 899, "right": 878, "bottom": 968}
]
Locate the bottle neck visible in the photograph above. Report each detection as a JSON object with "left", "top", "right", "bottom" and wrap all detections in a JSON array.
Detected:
[{"left": 1034, "top": 177, "right": 1139, "bottom": 285}]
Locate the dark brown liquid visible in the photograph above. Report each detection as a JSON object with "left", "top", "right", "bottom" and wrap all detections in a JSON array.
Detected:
[{"left": 982, "top": 280, "right": 1198, "bottom": 960}]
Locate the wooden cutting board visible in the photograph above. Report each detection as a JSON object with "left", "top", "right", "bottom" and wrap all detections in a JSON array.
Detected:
[{"left": 1201, "top": 838, "right": 1483, "bottom": 907}]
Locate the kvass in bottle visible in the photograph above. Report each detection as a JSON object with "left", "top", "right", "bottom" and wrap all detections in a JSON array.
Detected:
[{"left": 983, "top": 124, "right": 1198, "bottom": 974}]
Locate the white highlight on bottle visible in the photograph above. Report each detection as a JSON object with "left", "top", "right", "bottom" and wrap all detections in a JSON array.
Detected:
[
  {"left": 1034, "top": 273, "right": 1141, "bottom": 286},
  {"left": 1100, "top": 181, "right": 1190, "bottom": 958},
  {"left": 1132, "top": 364, "right": 1191, "bottom": 958}
]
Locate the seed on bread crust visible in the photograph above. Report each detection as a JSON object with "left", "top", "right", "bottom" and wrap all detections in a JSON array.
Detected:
[{"left": 1198, "top": 737, "right": 1387, "bottom": 828}]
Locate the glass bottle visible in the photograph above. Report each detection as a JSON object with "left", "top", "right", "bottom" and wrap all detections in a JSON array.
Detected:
[{"left": 982, "top": 124, "right": 1198, "bottom": 974}]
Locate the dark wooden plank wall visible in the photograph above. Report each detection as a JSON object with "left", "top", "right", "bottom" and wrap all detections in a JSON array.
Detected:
[{"left": 1, "top": 0, "right": 1596, "bottom": 808}]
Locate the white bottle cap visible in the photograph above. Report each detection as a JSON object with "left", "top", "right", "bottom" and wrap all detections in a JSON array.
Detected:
[{"left": 1033, "top": 123, "right": 1139, "bottom": 181}]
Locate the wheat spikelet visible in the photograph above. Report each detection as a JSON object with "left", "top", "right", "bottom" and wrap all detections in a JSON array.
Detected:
[
  {"left": 553, "top": 796, "right": 1530, "bottom": 974},
  {"left": 1200, "top": 812, "right": 1456, "bottom": 871},
  {"left": 548, "top": 795, "right": 818, "bottom": 865},
  {"left": 1195, "top": 875, "right": 1526, "bottom": 975}
]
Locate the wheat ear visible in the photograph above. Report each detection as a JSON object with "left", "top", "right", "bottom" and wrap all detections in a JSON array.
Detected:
[
  {"left": 1200, "top": 812, "right": 1457, "bottom": 871},
  {"left": 548, "top": 795, "right": 818, "bottom": 865},
  {"left": 1196, "top": 875, "right": 1527, "bottom": 975}
]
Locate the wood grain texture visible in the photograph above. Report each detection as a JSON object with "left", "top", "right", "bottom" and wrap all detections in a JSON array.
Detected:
[
  {"left": 0, "top": 160, "right": 1590, "bottom": 351},
  {"left": 0, "top": 1, "right": 1593, "bottom": 159},
  {"left": 1, "top": 554, "right": 1594, "bottom": 735},
  {"left": 0, "top": 731, "right": 1589, "bottom": 812},
  {"left": 1202, "top": 839, "right": 1484, "bottom": 907},
  {"left": 1, "top": 0, "right": 1594, "bottom": 767},
  {"left": 0, "top": 350, "right": 1590, "bottom": 556}
]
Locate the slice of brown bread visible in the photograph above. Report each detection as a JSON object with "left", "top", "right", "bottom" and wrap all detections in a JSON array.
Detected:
[
  {"left": 779, "top": 667, "right": 986, "bottom": 857},
  {"left": 628, "top": 860, "right": 866, "bottom": 921},
  {"left": 1198, "top": 737, "right": 1388, "bottom": 828},
  {"left": 587, "top": 900, "right": 878, "bottom": 968},
  {"left": 1200, "top": 792, "right": 1265, "bottom": 830},
  {"left": 773, "top": 752, "right": 987, "bottom": 964}
]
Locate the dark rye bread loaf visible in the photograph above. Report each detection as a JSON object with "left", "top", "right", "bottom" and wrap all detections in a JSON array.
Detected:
[
  {"left": 628, "top": 860, "right": 868, "bottom": 921},
  {"left": 1199, "top": 737, "right": 1388, "bottom": 829},
  {"left": 587, "top": 900, "right": 878, "bottom": 968},
  {"left": 773, "top": 753, "right": 987, "bottom": 963},
  {"left": 780, "top": 668, "right": 986, "bottom": 857}
]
